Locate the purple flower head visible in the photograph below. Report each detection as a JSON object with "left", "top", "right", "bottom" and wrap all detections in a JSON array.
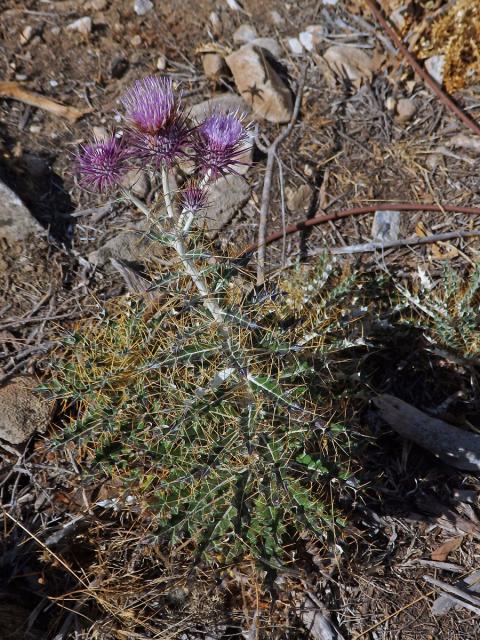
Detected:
[
  {"left": 120, "top": 76, "right": 192, "bottom": 167},
  {"left": 76, "top": 135, "right": 130, "bottom": 193},
  {"left": 120, "top": 76, "right": 175, "bottom": 134},
  {"left": 196, "top": 111, "right": 249, "bottom": 177},
  {"left": 180, "top": 180, "right": 208, "bottom": 214},
  {"left": 128, "top": 113, "right": 191, "bottom": 167}
]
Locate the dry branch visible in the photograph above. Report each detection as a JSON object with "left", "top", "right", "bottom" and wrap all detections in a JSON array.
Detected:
[{"left": 0, "top": 81, "right": 90, "bottom": 123}]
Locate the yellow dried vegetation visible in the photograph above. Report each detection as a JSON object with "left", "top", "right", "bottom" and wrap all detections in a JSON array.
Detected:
[{"left": 421, "top": 0, "right": 480, "bottom": 93}]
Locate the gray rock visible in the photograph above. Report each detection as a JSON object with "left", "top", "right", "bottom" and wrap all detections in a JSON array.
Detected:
[
  {"left": 268, "top": 10, "right": 284, "bottom": 26},
  {"left": 226, "top": 44, "right": 293, "bottom": 123},
  {"left": 0, "top": 377, "right": 49, "bottom": 444},
  {"left": 371, "top": 210, "right": 400, "bottom": 242},
  {"left": 286, "top": 184, "right": 313, "bottom": 213},
  {"left": 134, "top": 0, "right": 153, "bottom": 16},
  {"left": 88, "top": 220, "right": 162, "bottom": 270},
  {"left": 425, "top": 55, "right": 445, "bottom": 85},
  {"left": 121, "top": 169, "right": 150, "bottom": 199},
  {"left": 233, "top": 24, "right": 258, "bottom": 44},
  {"left": 209, "top": 11, "right": 223, "bottom": 38},
  {"left": 287, "top": 37, "right": 304, "bottom": 56},
  {"left": 250, "top": 37, "right": 282, "bottom": 59},
  {"left": 374, "top": 395, "right": 480, "bottom": 472},
  {"left": 205, "top": 175, "right": 251, "bottom": 236},
  {"left": 189, "top": 94, "right": 250, "bottom": 123},
  {"left": 66, "top": 16, "right": 92, "bottom": 36},
  {"left": 0, "top": 179, "right": 43, "bottom": 242}
]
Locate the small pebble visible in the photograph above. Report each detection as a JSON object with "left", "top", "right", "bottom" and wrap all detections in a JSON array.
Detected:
[
  {"left": 49, "top": 79, "right": 58, "bottom": 87},
  {"left": 15, "top": 74, "right": 27, "bottom": 81},
  {"left": 233, "top": 24, "right": 258, "bottom": 44},
  {"left": 156, "top": 54, "right": 167, "bottom": 70},
  {"left": 130, "top": 34, "right": 142, "bottom": 47},
  {"left": 303, "top": 163, "right": 314, "bottom": 177},
  {"left": 209, "top": 11, "right": 222, "bottom": 38},
  {"left": 93, "top": 126, "right": 109, "bottom": 141},
  {"left": 66, "top": 17, "right": 92, "bottom": 36},
  {"left": 225, "top": 0, "right": 242, "bottom": 10},
  {"left": 396, "top": 98, "right": 417, "bottom": 122},
  {"left": 87, "top": 0, "right": 107, "bottom": 9},
  {"left": 385, "top": 96, "right": 396, "bottom": 112},
  {"left": 269, "top": 10, "right": 284, "bottom": 26},
  {"left": 134, "top": 0, "right": 153, "bottom": 16},
  {"left": 287, "top": 37, "right": 304, "bottom": 55},
  {"left": 299, "top": 31, "right": 314, "bottom": 52},
  {"left": 425, "top": 55, "right": 445, "bottom": 85},
  {"left": 30, "top": 125, "right": 41, "bottom": 134},
  {"left": 20, "top": 25, "right": 33, "bottom": 46}
]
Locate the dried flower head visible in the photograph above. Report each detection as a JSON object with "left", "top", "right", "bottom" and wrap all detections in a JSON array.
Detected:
[
  {"left": 76, "top": 135, "right": 130, "bottom": 193},
  {"left": 180, "top": 180, "right": 208, "bottom": 214},
  {"left": 120, "top": 76, "right": 175, "bottom": 134},
  {"left": 120, "top": 76, "right": 191, "bottom": 166},
  {"left": 195, "top": 111, "right": 249, "bottom": 177}
]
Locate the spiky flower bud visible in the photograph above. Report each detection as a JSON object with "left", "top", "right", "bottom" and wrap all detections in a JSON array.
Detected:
[
  {"left": 180, "top": 180, "right": 208, "bottom": 214},
  {"left": 76, "top": 136, "right": 130, "bottom": 193},
  {"left": 195, "top": 111, "right": 248, "bottom": 177},
  {"left": 120, "top": 76, "right": 191, "bottom": 167},
  {"left": 120, "top": 76, "right": 175, "bottom": 134}
]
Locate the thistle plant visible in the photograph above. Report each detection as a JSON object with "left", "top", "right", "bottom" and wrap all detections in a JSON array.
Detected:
[{"left": 52, "top": 76, "right": 356, "bottom": 566}]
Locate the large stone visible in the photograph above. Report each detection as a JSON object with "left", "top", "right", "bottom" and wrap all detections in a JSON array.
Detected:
[
  {"left": 0, "top": 179, "right": 43, "bottom": 242},
  {"left": 372, "top": 210, "right": 400, "bottom": 242},
  {"left": 226, "top": 44, "right": 293, "bottom": 123},
  {"left": 189, "top": 93, "right": 250, "bottom": 123},
  {"left": 249, "top": 37, "right": 282, "bottom": 59},
  {"left": 323, "top": 45, "right": 376, "bottom": 86},
  {"left": 121, "top": 169, "right": 150, "bottom": 199},
  {"left": 204, "top": 175, "right": 251, "bottom": 236},
  {"left": 88, "top": 219, "right": 162, "bottom": 270},
  {"left": 0, "top": 377, "right": 49, "bottom": 444}
]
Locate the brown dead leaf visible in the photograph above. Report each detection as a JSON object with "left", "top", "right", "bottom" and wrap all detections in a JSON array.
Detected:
[
  {"left": 431, "top": 241, "right": 459, "bottom": 260},
  {"left": 415, "top": 220, "right": 428, "bottom": 237},
  {"left": 431, "top": 536, "right": 463, "bottom": 562}
]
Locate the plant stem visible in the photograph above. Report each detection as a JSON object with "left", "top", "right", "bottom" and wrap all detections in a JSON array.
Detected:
[
  {"left": 122, "top": 183, "right": 224, "bottom": 323},
  {"left": 172, "top": 234, "right": 224, "bottom": 323},
  {"left": 162, "top": 165, "right": 176, "bottom": 220}
]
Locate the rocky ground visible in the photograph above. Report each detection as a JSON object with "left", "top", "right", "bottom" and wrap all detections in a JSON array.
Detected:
[{"left": 1, "top": 1, "right": 480, "bottom": 639}]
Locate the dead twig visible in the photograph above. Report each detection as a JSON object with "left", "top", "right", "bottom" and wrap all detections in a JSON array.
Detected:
[
  {"left": 2, "top": 509, "right": 88, "bottom": 587},
  {"left": 423, "top": 575, "right": 480, "bottom": 615},
  {"left": 326, "top": 229, "right": 480, "bottom": 255},
  {"left": 363, "top": 0, "right": 480, "bottom": 137},
  {"left": 0, "top": 81, "right": 90, "bottom": 123},
  {"left": 256, "top": 64, "right": 308, "bottom": 285},
  {"left": 239, "top": 202, "right": 480, "bottom": 258}
]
